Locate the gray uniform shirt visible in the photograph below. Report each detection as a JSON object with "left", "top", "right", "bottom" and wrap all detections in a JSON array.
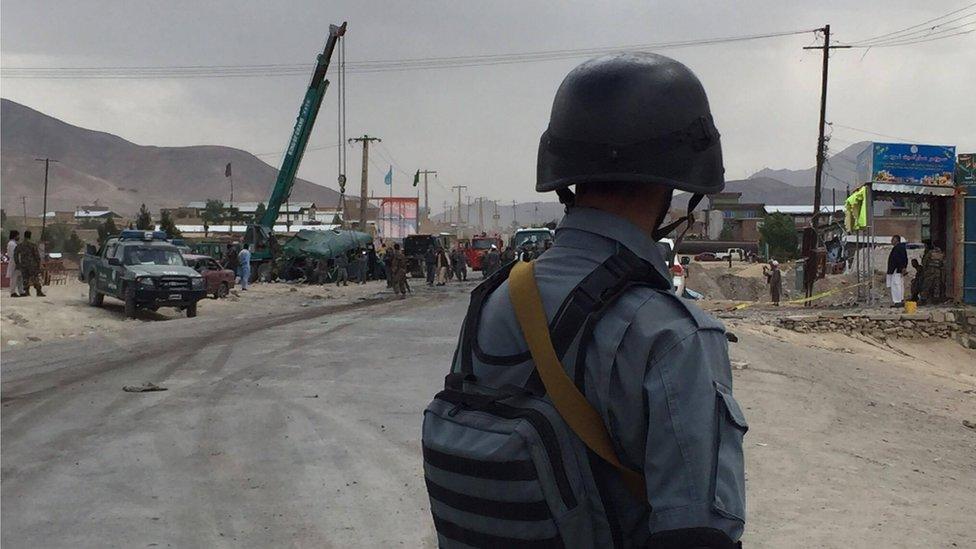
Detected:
[{"left": 474, "top": 207, "right": 746, "bottom": 543}]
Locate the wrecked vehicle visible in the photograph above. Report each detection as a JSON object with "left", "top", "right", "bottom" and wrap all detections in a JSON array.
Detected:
[{"left": 183, "top": 254, "right": 236, "bottom": 298}]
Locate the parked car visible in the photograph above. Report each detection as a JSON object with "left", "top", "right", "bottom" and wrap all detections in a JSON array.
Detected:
[
  {"left": 715, "top": 247, "right": 746, "bottom": 261},
  {"left": 694, "top": 252, "right": 718, "bottom": 262},
  {"left": 80, "top": 230, "right": 207, "bottom": 318},
  {"left": 183, "top": 254, "right": 236, "bottom": 298}
]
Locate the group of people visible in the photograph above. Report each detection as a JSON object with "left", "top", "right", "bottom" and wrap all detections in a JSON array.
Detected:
[
  {"left": 887, "top": 235, "right": 946, "bottom": 307},
  {"left": 422, "top": 245, "right": 472, "bottom": 286},
  {"left": 5, "top": 230, "right": 44, "bottom": 298},
  {"left": 332, "top": 248, "right": 371, "bottom": 287}
]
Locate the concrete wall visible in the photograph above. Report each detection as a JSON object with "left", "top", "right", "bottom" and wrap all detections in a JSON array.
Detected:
[{"left": 873, "top": 216, "right": 922, "bottom": 242}]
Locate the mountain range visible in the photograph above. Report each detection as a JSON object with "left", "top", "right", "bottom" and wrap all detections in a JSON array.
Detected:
[
  {"left": 1, "top": 99, "right": 340, "bottom": 218},
  {"left": 1, "top": 97, "right": 869, "bottom": 220}
]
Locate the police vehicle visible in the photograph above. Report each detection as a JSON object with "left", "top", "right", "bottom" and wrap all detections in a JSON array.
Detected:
[{"left": 80, "top": 230, "right": 207, "bottom": 318}]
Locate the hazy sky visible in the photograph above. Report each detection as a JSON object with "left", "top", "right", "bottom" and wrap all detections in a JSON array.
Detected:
[{"left": 2, "top": 1, "right": 974, "bottom": 212}]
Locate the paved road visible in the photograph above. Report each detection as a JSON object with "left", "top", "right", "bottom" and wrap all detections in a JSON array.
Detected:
[
  {"left": 2, "top": 287, "right": 470, "bottom": 548},
  {"left": 4, "top": 282, "right": 975, "bottom": 548}
]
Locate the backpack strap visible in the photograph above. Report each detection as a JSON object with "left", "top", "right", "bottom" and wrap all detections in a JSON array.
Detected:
[
  {"left": 446, "top": 260, "right": 518, "bottom": 390},
  {"left": 509, "top": 260, "right": 647, "bottom": 501}
]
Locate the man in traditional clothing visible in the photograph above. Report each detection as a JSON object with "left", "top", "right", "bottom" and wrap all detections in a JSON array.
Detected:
[{"left": 764, "top": 260, "right": 782, "bottom": 306}]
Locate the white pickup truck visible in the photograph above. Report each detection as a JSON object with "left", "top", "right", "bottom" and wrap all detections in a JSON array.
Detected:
[{"left": 715, "top": 248, "right": 746, "bottom": 262}]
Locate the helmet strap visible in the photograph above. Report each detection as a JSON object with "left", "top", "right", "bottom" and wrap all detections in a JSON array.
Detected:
[
  {"left": 653, "top": 193, "right": 704, "bottom": 248},
  {"left": 556, "top": 187, "right": 576, "bottom": 209}
]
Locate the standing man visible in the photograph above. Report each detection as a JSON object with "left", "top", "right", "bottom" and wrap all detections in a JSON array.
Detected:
[
  {"left": 501, "top": 244, "right": 516, "bottom": 265},
  {"left": 390, "top": 243, "right": 408, "bottom": 298},
  {"left": 381, "top": 243, "right": 394, "bottom": 288},
  {"left": 920, "top": 240, "right": 946, "bottom": 304},
  {"left": 427, "top": 53, "right": 745, "bottom": 547},
  {"left": 238, "top": 244, "right": 252, "bottom": 291},
  {"left": 764, "top": 260, "right": 783, "bottom": 306},
  {"left": 14, "top": 230, "right": 44, "bottom": 297},
  {"left": 435, "top": 247, "right": 450, "bottom": 286},
  {"left": 6, "top": 230, "right": 23, "bottom": 297},
  {"left": 224, "top": 243, "right": 239, "bottom": 279},
  {"left": 424, "top": 246, "right": 437, "bottom": 286},
  {"left": 886, "top": 235, "right": 908, "bottom": 307},
  {"left": 483, "top": 244, "right": 500, "bottom": 277},
  {"left": 357, "top": 249, "right": 369, "bottom": 285},
  {"left": 452, "top": 245, "right": 468, "bottom": 282},
  {"left": 334, "top": 252, "right": 349, "bottom": 287}
]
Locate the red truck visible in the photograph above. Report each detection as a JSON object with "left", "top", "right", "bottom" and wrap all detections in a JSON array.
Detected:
[
  {"left": 183, "top": 254, "right": 236, "bottom": 298},
  {"left": 465, "top": 235, "right": 504, "bottom": 271}
]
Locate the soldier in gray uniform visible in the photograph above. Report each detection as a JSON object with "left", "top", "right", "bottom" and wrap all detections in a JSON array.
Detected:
[{"left": 460, "top": 53, "right": 746, "bottom": 547}]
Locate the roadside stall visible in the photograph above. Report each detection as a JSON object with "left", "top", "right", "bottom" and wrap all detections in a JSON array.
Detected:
[{"left": 845, "top": 142, "right": 959, "bottom": 304}]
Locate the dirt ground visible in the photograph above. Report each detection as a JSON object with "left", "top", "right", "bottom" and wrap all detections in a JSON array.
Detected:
[
  {"left": 2, "top": 270, "right": 974, "bottom": 547},
  {"left": 685, "top": 258, "right": 896, "bottom": 307},
  {"left": 0, "top": 277, "right": 386, "bottom": 349}
]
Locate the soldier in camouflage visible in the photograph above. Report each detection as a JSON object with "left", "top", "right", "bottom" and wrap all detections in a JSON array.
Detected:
[{"left": 14, "top": 230, "right": 44, "bottom": 297}]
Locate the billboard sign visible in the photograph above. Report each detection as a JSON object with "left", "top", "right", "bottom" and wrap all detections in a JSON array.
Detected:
[
  {"left": 956, "top": 153, "right": 976, "bottom": 187},
  {"left": 856, "top": 142, "right": 956, "bottom": 186},
  {"left": 371, "top": 197, "right": 419, "bottom": 240}
]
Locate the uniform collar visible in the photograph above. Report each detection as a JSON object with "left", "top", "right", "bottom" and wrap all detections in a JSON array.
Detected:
[{"left": 556, "top": 206, "right": 672, "bottom": 282}]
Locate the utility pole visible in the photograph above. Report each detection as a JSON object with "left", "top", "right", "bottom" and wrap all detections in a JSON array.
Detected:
[
  {"left": 349, "top": 134, "right": 381, "bottom": 231},
  {"left": 452, "top": 185, "right": 468, "bottom": 226},
  {"left": 418, "top": 170, "right": 437, "bottom": 221},
  {"left": 34, "top": 158, "right": 57, "bottom": 234},
  {"left": 478, "top": 197, "right": 484, "bottom": 232},
  {"left": 803, "top": 25, "right": 850, "bottom": 228},
  {"left": 21, "top": 196, "right": 28, "bottom": 225},
  {"left": 492, "top": 201, "right": 500, "bottom": 231},
  {"left": 512, "top": 200, "right": 518, "bottom": 227},
  {"left": 466, "top": 195, "right": 472, "bottom": 227}
]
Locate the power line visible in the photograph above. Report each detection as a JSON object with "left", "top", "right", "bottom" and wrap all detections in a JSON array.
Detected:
[
  {"left": 0, "top": 28, "right": 816, "bottom": 80},
  {"left": 830, "top": 123, "right": 920, "bottom": 143},
  {"left": 847, "top": 27, "right": 975, "bottom": 48},
  {"left": 842, "top": 2, "right": 976, "bottom": 45},
  {"left": 252, "top": 142, "right": 340, "bottom": 158},
  {"left": 843, "top": 14, "right": 976, "bottom": 47}
]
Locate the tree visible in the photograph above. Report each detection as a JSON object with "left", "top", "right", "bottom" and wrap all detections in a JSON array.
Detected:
[
  {"left": 64, "top": 231, "right": 84, "bottom": 254},
  {"left": 719, "top": 222, "right": 735, "bottom": 241},
  {"left": 254, "top": 202, "right": 267, "bottom": 221},
  {"left": 97, "top": 216, "right": 119, "bottom": 245},
  {"left": 41, "top": 223, "right": 73, "bottom": 252},
  {"left": 159, "top": 210, "right": 182, "bottom": 239},
  {"left": 201, "top": 199, "right": 225, "bottom": 238},
  {"left": 136, "top": 203, "right": 153, "bottom": 230},
  {"left": 759, "top": 212, "right": 799, "bottom": 260}
]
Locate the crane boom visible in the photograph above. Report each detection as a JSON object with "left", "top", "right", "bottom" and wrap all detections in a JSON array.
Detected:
[{"left": 260, "top": 21, "right": 347, "bottom": 228}]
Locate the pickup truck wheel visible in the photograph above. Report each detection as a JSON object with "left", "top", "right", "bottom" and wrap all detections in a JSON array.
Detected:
[
  {"left": 186, "top": 301, "right": 198, "bottom": 318},
  {"left": 123, "top": 285, "right": 137, "bottom": 319},
  {"left": 88, "top": 277, "right": 104, "bottom": 307},
  {"left": 215, "top": 282, "right": 229, "bottom": 299}
]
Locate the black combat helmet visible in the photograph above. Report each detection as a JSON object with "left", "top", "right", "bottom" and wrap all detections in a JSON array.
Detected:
[{"left": 537, "top": 52, "right": 724, "bottom": 196}]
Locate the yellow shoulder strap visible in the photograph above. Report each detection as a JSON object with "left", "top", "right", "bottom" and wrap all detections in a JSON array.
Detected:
[{"left": 508, "top": 260, "right": 646, "bottom": 500}]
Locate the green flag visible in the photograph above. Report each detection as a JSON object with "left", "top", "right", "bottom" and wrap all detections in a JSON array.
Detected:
[{"left": 413, "top": 169, "right": 420, "bottom": 187}]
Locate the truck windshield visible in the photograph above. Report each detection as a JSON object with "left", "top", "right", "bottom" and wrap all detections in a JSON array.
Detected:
[
  {"left": 514, "top": 231, "right": 552, "bottom": 248},
  {"left": 471, "top": 239, "right": 494, "bottom": 250},
  {"left": 124, "top": 247, "right": 185, "bottom": 266}
]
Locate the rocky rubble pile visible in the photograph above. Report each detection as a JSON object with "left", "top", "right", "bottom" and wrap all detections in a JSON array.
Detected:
[{"left": 777, "top": 309, "right": 976, "bottom": 347}]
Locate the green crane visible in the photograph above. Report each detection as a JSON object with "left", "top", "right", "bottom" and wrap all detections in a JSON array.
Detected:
[{"left": 245, "top": 21, "right": 347, "bottom": 276}]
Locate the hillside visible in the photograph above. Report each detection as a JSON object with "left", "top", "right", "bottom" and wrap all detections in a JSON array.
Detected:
[
  {"left": 0, "top": 99, "right": 340, "bottom": 217},
  {"left": 749, "top": 140, "right": 870, "bottom": 188}
]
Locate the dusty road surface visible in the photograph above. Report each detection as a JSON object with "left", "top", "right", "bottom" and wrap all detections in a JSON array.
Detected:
[{"left": 3, "top": 280, "right": 975, "bottom": 548}]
